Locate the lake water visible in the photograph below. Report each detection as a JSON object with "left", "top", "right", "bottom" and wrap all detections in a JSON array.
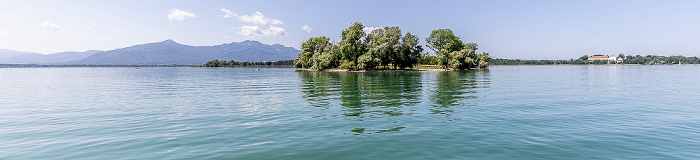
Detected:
[{"left": 1, "top": 66, "right": 699, "bottom": 159}]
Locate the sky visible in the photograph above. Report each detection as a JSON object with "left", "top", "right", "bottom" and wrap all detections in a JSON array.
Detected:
[{"left": 1, "top": 0, "right": 699, "bottom": 59}]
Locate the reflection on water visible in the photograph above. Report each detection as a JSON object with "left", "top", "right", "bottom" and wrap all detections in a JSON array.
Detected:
[
  {"left": 299, "top": 71, "right": 422, "bottom": 118},
  {"left": 430, "top": 71, "right": 482, "bottom": 115},
  {"left": 298, "top": 70, "right": 489, "bottom": 135}
]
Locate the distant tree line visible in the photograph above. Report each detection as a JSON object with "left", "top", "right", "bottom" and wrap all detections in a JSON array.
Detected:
[
  {"left": 200, "top": 59, "right": 295, "bottom": 67},
  {"left": 620, "top": 55, "right": 700, "bottom": 65},
  {"left": 294, "top": 22, "right": 490, "bottom": 70},
  {"left": 490, "top": 54, "right": 700, "bottom": 65},
  {"left": 490, "top": 59, "right": 588, "bottom": 65}
]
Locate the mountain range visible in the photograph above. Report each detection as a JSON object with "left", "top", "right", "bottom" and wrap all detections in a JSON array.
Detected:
[
  {"left": 0, "top": 40, "right": 300, "bottom": 65},
  {"left": 0, "top": 50, "right": 102, "bottom": 64}
]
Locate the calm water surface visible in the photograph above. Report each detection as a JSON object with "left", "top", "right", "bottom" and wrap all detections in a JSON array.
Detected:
[{"left": 1, "top": 66, "right": 699, "bottom": 159}]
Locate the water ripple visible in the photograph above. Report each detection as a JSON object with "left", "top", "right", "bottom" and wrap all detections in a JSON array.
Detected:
[{"left": 1, "top": 66, "right": 699, "bottom": 159}]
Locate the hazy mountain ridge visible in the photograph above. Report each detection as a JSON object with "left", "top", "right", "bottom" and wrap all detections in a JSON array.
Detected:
[
  {"left": 0, "top": 49, "right": 42, "bottom": 60},
  {"left": 0, "top": 40, "right": 301, "bottom": 65},
  {"left": 0, "top": 49, "right": 102, "bottom": 64},
  {"left": 69, "top": 40, "right": 300, "bottom": 65}
]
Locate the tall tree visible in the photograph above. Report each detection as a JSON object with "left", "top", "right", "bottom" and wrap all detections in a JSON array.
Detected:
[
  {"left": 425, "top": 29, "right": 464, "bottom": 54},
  {"left": 426, "top": 29, "right": 465, "bottom": 69},
  {"left": 339, "top": 22, "right": 367, "bottom": 68},
  {"left": 361, "top": 28, "right": 385, "bottom": 70},
  {"left": 397, "top": 32, "right": 423, "bottom": 69},
  {"left": 380, "top": 26, "right": 402, "bottom": 68}
]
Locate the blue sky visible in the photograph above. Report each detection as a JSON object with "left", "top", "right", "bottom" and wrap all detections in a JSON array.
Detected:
[{"left": 1, "top": 0, "right": 699, "bottom": 59}]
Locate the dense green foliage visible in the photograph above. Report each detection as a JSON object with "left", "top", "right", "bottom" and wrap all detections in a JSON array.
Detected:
[
  {"left": 490, "top": 54, "right": 700, "bottom": 65},
  {"left": 425, "top": 29, "right": 464, "bottom": 53},
  {"left": 621, "top": 55, "right": 700, "bottom": 64},
  {"left": 294, "top": 36, "right": 340, "bottom": 70},
  {"left": 425, "top": 29, "right": 490, "bottom": 69},
  {"left": 419, "top": 54, "right": 439, "bottom": 65},
  {"left": 397, "top": 33, "right": 423, "bottom": 69},
  {"left": 295, "top": 22, "right": 480, "bottom": 70},
  {"left": 200, "top": 60, "right": 294, "bottom": 67},
  {"left": 339, "top": 22, "right": 367, "bottom": 69}
]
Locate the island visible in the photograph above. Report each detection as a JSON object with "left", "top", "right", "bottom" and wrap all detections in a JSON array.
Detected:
[
  {"left": 294, "top": 22, "right": 491, "bottom": 71},
  {"left": 199, "top": 60, "right": 294, "bottom": 67}
]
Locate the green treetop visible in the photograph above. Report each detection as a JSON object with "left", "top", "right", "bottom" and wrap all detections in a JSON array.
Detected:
[
  {"left": 339, "top": 22, "right": 367, "bottom": 69},
  {"left": 295, "top": 36, "right": 340, "bottom": 70},
  {"left": 427, "top": 29, "right": 490, "bottom": 70},
  {"left": 425, "top": 29, "right": 464, "bottom": 54},
  {"left": 295, "top": 23, "right": 488, "bottom": 70},
  {"left": 396, "top": 32, "right": 423, "bottom": 69}
]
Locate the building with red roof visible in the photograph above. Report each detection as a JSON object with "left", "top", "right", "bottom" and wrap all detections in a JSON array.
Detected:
[{"left": 588, "top": 55, "right": 617, "bottom": 62}]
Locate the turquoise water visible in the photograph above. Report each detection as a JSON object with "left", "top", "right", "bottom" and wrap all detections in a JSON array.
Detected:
[{"left": 1, "top": 66, "right": 698, "bottom": 159}]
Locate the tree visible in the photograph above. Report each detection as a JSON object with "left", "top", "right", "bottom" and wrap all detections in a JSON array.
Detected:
[
  {"left": 446, "top": 43, "right": 477, "bottom": 70},
  {"left": 382, "top": 26, "right": 403, "bottom": 68},
  {"left": 295, "top": 36, "right": 339, "bottom": 70},
  {"left": 339, "top": 22, "right": 367, "bottom": 68},
  {"left": 438, "top": 41, "right": 489, "bottom": 70},
  {"left": 436, "top": 44, "right": 452, "bottom": 68},
  {"left": 361, "top": 28, "right": 386, "bottom": 70},
  {"left": 310, "top": 44, "right": 339, "bottom": 70},
  {"left": 448, "top": 48, "right": 473, "bottom": 70},
  {"left": 425, "top": 29, "right": 464, "bottom": 54},
  {"left": 426, "top": 29, "right": 466, "bottom": 69},
  {"left": 396, "top": 32, "right": 423, "bottom": 69},
  {"left": 419, "top": 54, "right": 438, "bottom": 65},
  {"left": 579, "top": 55, "right": 589, "bottom": 61},
  {"left": 357, "top": 51, "right": 379, "bottom": 70},
  {"left": 477, "top": 52, "right": 490, "bottom": 69},
  {"left": 365, "top": 26, "right": 403, "bottom": 69}
]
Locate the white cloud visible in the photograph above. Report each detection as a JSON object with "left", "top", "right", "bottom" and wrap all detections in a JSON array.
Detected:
[
  {"left": 301, "top": 25, "right": 313, "bottom": 33},
  {"left": 224, "top": 10, "right": 286, "bottom": 38},
  {"left": 237, "top": 11, "right": 283, "bottom": 25},
  {"left": 167, "top": 9, "right": 197, "bottom": 21},
  {"left": 237, "top": 25, "right": 286, "bottom": 38},
  {"left": 221, "top": 9, "right": 237, "bottom": 18},
  {"left": 223, "top": 35, "right": 231, "bottom": 39},
  {"left": 363, "top": 27, "right": 380, "bottom": 34},
  {"left": 0, "top": 29, "right": 5, "bottom": 36},
  {"left": 41, "top": 21, "right": 61, "bottom": 31}
]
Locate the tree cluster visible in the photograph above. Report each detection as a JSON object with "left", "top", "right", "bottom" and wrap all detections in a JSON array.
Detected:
[
  {"left": 200, "top": 60, "right": 294, "bottom": 67},
  {"left": 425, "top": 29, "right": 490, "bottom": 70},
  {"left": 621, "top": 55, "right": 700, "bottom": 65},
  {"left": 295, "top": 22, "right": 489, "bottom": 70},
  {"left": 295, "top": 22, "right": 423, "bottom": 70}
]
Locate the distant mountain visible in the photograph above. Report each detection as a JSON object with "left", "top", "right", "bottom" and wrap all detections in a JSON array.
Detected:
[
  {"left": 0, "top": 50, "right": 101, "bottom": 64},
  {"left": 0, "top": 49, "right": 41, "bottom": 60},
  {"left": 207, "top": 40, "right": 301, "bottom": 62},
  {"left": 69, "top": 40, "right": 300, "bottom": 65}
]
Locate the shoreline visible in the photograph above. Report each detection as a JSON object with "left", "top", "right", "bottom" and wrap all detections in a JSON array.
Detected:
[{"left": 302, "top": 68, "right": 485, "bottom": 72}]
